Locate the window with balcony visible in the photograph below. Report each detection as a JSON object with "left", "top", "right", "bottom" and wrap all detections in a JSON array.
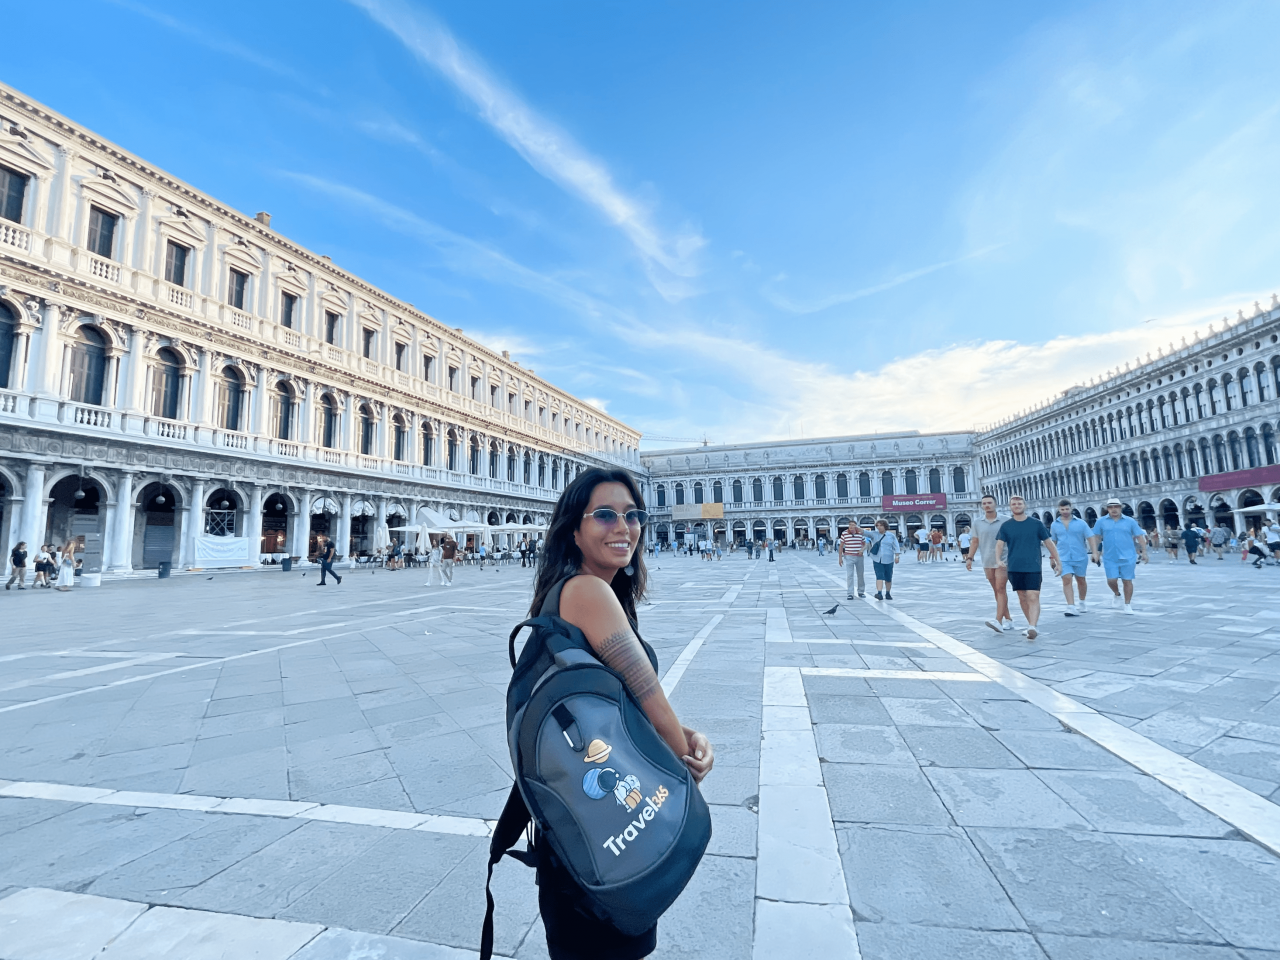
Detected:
[
  {"left": 656, "top": 484, "right": 666, "bottom": 507},
  {"left": 280, "top": 292, "right": 297, "bottom": 329},
  {"left": 321, "top": 395, "right": 338, "bottom": 448},
  {"left": 881, "top": 471, "right": 894, "bottom": 496},
  {"left": 362, "top": 328, "right": 376, "bottom": 359},
  {"left": 324, "top": 311, "right": 340, "bottom": 345},
  {"left": 905, "top": 469, "right": 918, "bottom": 495},
  {"left": 394, "top": 342, "right": 406, "bottom": 371},
  {"left": 929, "top": 468, "right": 942, "bottom": 493},
  {"left": 509, "top": 393, "right": 516, "bottom": 413},
  {"left": 164, "top": 241, "right": 189, "bottom": 286},
  {"left": 952, "top": 466, "right": 966, "bottom": 492},
  {"left": 693, "top": 481, "right": 704, "bottom": 504},
  {"left": 67, "top": 326, "right": 108, "bottom": 405},
  {"left": 448, "top": 430, "right": 460, "bottom": 470},
  {"left": 772, "top": 476, "right": 784, "bottom": 501},
  {"left": 675, "top": 483, "right": 685, "bottom": 505},
  {"left": 217, "top": 367, "right": 244, "bottom": 431},
  {"left": 0, "top": 302, "right": 14, "bottom": 389},
  {"left": 448, "top": 366, "right": 459, "bottom": 391},
  {"left": 150, "top": 348, "right": 183, "bottom": 419},
  {"left": 274, "top": 382, "right": 294, "bottom": 440},
  {"left": 87, "top": 206, "right": 117, "bottom": 258},
  {"left": 713, "top": 480, "right": 724, "bottom": 503},
  {"left": 359, "top": 405, "right": 375, "bottom": 456},
  {"left": 835, "top": 473, "right": 849, "bottom": 498},
  {"left": 859, "top": 472, "right": 872, "bottom": 497},
  {"left": 490, "top": 442, "right": 500, "bottom": 478},
  {"left": 0, "top": 164, "right": 27, "bottom": 224},
  {"left": 422, "top": 354, "right": 434, "bottom": 381},
  {"left": 814, "top": 475, "right": 826, "bottom": 499},
  {"left": 393, "top": 416, "right": 406, "bottom": 461},
  {"left": 523, "top": 452, "right": 532, "bottom": 483},
  {"left": 422, "top": 425, "right": 434, "bottom": 465},
  {"left": 470, "top": 435, "right": 481, "bottom": 474},
  {"left": 471, "top": 376, "right": 481, "bottom": 400},
  {"left": 490, "top": 384, "right": 499, "bottom": 407},
  {"left": 752, "top": 478, "right": 763, "bottom": 502},
  {"left": 228, "top": 269, "right": 248, "bottom": 310},
  {"left": 732, "top": 479, "right": 743, "bottom": 503},
  {"left": 793, "top": 475, "right": 805, "bottom": 500}
]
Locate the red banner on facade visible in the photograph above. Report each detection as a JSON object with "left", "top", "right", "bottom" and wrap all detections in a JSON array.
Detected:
[
  {"left": 1198, "top": 464, "right": 1280, "bottom": 493},
  {"left": 882, "top": 493, "right": 948, "bottom": 512}
]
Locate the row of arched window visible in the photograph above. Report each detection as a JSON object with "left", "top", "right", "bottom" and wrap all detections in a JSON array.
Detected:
[
  {"left": 983, "top": 357, "right": 1280, "bottom": 476},
  {"left": 984, "top": 422, "right": 1280, "bottom": 503},
  {"left": 654, "top": 467, "right": 968, "bottom": 507}
]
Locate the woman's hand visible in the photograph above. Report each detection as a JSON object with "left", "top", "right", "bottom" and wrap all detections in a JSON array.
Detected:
[{"left": 682, "top": 726, "right": 713, "bottom": 783}]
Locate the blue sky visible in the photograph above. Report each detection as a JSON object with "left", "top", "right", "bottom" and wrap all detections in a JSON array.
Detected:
[{"left": 11, "top": 1, "right": 1280, "bottom": 443}]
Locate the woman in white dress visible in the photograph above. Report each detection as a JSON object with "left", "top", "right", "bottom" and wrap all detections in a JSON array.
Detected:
[{"left": 56, "top": 540, "right": 77, "bottom": 591}]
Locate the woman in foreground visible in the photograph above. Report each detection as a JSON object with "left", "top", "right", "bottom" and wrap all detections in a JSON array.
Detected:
[{"left": 526, "top": 468, "right": 714, "bottom": 960}]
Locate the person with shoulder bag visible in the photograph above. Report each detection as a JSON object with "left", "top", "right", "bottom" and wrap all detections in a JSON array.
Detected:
[
  {"left": 482, "top": 468, "right": 714, "bottom": 960},
  {"left": 868, "top": 519, "right": 901, "bottom": 601}
]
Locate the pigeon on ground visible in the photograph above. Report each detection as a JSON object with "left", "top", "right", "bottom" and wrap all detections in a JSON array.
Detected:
[
  {"left": 822, "top": 604, "right": 839, "bottom": 615},
  {"left": 206, "top": 577, "right": 213, "bottom": 580}
]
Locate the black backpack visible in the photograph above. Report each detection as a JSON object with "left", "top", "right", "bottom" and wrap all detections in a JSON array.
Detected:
[{"left": 480, "top": 577, "right": 712, "bottom": 959}]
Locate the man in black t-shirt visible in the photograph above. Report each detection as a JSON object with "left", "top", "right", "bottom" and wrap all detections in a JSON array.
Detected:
[
  {"left": 317, "top": 536, "right": 342, "bottom": 586},
  {"left": 6, "top": 541, "right": 28, "bottom": 590},
  {"left": 996, "top": 496, "right": 1060, "bottom": 641}
]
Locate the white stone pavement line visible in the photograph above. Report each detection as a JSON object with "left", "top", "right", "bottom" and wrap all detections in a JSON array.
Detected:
[
  {"left": 718, "top": 583, "right": 744, "bottom": 604},
  {"left": 796, "top": 558, "right": 1280, "bottom": 857},
  {"left": 764, "top": 607, "right": 792, "bottom": 642},
  {"left": 0, "top": 779, "right": 494, "bottom": 837},
  {"left": 660, "top": 614, "right": 725, "bottom": 697},
  {"left": 768, "top": 638, "right": 934, "bottom": 647},
  {"left": 0, "top": 653, "right": 189, "bottom": 693},
  {"left": 0, "top": 887, "right": 486, "bottom": 960},
  {"left": 802, "top": 669, "right": 989, "bottom": 681},
  {"left": 754, "top": 662, "right": 859, "bottom": 960}
]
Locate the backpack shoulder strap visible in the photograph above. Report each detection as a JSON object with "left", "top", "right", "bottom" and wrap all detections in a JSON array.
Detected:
[{"left": 480, "top": 784, "right": 535, "bottom": 960}]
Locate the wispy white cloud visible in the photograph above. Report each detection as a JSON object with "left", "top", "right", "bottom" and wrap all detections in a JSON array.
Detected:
[
  {"left": 346, "top": 0, "right": 705, "bottom": 301},
  {"left": 106, "top": 0, "right": 313, "bottom": 86},
  {"left": 762, "top": 244, "right": 1006, "bottom": 315}
]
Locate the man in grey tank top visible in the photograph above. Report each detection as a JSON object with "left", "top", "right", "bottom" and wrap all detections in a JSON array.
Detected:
[{"left": 966, "top": 494, "right": 1013, "bottom": 632}]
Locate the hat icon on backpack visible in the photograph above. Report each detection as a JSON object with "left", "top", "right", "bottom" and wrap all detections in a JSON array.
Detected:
[{"left": 584, "top": 739, "right": 612, "bottom": 763}]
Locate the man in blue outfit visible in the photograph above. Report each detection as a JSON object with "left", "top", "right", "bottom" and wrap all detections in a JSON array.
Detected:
[
  {"left": 1090, "top": 498, "right": 1148, "bottom": 614},
  {"left": 1050, "top": 499, "right": 1092, "bottom": 617},
  {"left": 996, "top": 495, "right": 1061, "bottom": 640}
]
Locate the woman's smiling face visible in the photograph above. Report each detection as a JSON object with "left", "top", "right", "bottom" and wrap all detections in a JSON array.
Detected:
[{"left": 574, "top": 481, "right": 639, "bottom": 573}]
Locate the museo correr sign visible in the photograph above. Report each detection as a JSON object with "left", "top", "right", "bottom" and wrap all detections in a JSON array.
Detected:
[{"left": 881, "top": 493, "right": 948, "bottom": 512}]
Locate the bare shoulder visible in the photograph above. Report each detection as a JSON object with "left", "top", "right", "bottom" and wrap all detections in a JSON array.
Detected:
[{"left": 560, "top": 573, "right": 623, "bottom": 622}]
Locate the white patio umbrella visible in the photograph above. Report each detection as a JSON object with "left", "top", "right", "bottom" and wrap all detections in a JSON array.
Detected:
[{"left": 372, "top": 521, "right": 392, "bottom": 553}]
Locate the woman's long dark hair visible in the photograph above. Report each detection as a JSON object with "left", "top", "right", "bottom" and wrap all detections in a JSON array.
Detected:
[{"left": 529, "top": 468, "right": 648, "bottom": 621}]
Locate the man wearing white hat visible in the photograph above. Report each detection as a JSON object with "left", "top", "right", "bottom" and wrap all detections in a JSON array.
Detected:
[{"left": 1090, "top": 498, "right": 1148, "bottom": 614}]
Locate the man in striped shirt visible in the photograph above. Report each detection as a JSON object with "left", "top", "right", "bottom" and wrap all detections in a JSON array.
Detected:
[{"left": 838, "top": 521, "right": 868, "bottom": 599}]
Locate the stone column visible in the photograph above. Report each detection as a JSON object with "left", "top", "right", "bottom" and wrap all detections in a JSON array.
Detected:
[
  {"left": 183, "top": 479, "right": 205, "bottom": 569},
  {"left": 191, "top": 349, "right": 213, "bottom": 426},
  {"left": 287, "top": 490, "right": 308, "bottom": 559},
  {"left": 247, "top": 484, "right": 264, "bottom": 562},
  {"left": 33, "top": 302, "right": 64, "bottom": 397},
  {"left": 18, "top": 461, "right": 47, "bottom": 555},
  {"left": 108, "top": 470, "right": 135, "bottom": 572},
  {"left": 121, "top": 327, "right": 147, "bottom": 413},
  {"left": 338, "top": 493, "right": 353, "bottom": 561},
  {"left": 250, "top": 365, "right": 268, "bottom": 437}
]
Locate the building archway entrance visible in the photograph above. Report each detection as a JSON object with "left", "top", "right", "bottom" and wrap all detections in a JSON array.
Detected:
[
  {"left": 1183, "top": 499, "right": 1206, "bottom": 530},
  {"left": 1240, "top": 489, "right": 1266, "bottom": 531},
  {"left": 47, "top": 474, "right": 106, "bottom": 576},
  {"left": 752, "top": 520, "right": 766, "bottom": 542},
  {"left": 1210, "top": 496, "right": 1233, "bottom": 531},
  {"left": 136, "top": 481, "right": 180, "bottom": 569},
  {"left": 261, "top": 493, "right": 290, "bottom": 556},
  {"left": 309, "top": 497, "right": 340, "bottom": 559},
  {"left": 1159, "top": 499, "right": 1179, "bottom": 530},
  {"left": 205, "top": 487, "right": 242, "bottom": 537},
  {"left": 732, "top": 520, "right": 746, "bottom": 544},
  {"left": 771, "top": 519, "right": 788, "bottom": 544}
]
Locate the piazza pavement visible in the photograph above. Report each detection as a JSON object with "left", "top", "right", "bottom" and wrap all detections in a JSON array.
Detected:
[{"left": 1, "top": 549, "right": 1279, "bottom": 958}]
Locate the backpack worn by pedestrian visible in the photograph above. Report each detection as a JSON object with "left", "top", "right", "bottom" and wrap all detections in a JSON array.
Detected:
[{"left": 480, "top": 577, "right": 711, "bottom": 959}]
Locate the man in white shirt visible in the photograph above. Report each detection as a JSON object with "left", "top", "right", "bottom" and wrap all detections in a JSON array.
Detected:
[{"left": 968, "top": 495, "right": 1013, "bottom": 632}]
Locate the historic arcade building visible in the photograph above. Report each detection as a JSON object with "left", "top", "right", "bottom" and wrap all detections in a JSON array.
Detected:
[
  {"left": 976, "top": 303, "right": 1280, "bottom": 533},
  {"left": 641, "top": 432, "right": 979, "bottom": 546},
  {"left": 0, "top": 82, "right": 640, "bottom": 574}
]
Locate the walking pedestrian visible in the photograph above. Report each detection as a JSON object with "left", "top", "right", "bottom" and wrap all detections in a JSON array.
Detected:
[
  {"left": 837, "top": 520, "right": 867, "bottom": 599},
  {"left": 958, "top": 527, "right": 972, "bottom": 563},
  {"left": 1180, "top": 524, "right": 1203, "bottom": 564},
  {"left": 767, "top": 539, "right": 775, "bottom": 562},
  {"left": 969, "top": 495, "right": 1013, "bottom": 633},
  {"left": 817, "top": 536, "right": 825, "bottom": 557},
  {"left": 33, "top": 544, "right": 54, "bottom": 589},
  {"left": 1089, "top": 498, "right": 1148, "bottom": 613},
  {"left": 868, "top": 520, "right": 901, "bottom": 600},
  {"left": 1267, "top": 520, "right": 1280, "bottom": 562},
  {"left": 316, "top": 535, "right": 342, "bottom": 586},
  {"left": 929, "top": 527, "right": 944, "bottom": 562},
  {"left": 996, "top": 496, "right": 1059, "bottom": 639},
  {"left": 55, "top": 540, "right": 77, "bottom": 591},
  {"left": 1164, "top": 526, "right": 1180, "bottom": 563},
  {"left": 425, "top": 539, "right": 444, "bottom": 585},
  {"left": 1209, "top": 522, "right": 1229, "bottom": 559},
  {"left": 1050, "top": 499, "right": 1091, "bottom": 616},
  {"left": 5, "top": 541, "right": 28, "bottom": 590},
  {"left": 440, "top": 535, "right": 457, "bottom": 584},
  {"left": 522, "top": 468, "right": 713, "bottom": 960},
  {"left": 1245, "top": 529, "right": 1270, "bottom": 568}
]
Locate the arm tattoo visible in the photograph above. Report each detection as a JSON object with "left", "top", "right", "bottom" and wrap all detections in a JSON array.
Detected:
[{"left": 596, "top": 630, "right": 660, "bottom": 704}]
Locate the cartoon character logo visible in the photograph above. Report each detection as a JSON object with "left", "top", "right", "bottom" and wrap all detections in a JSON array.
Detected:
[{"left": 580, "top": 739, "right": 643, "bottom": 809}]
